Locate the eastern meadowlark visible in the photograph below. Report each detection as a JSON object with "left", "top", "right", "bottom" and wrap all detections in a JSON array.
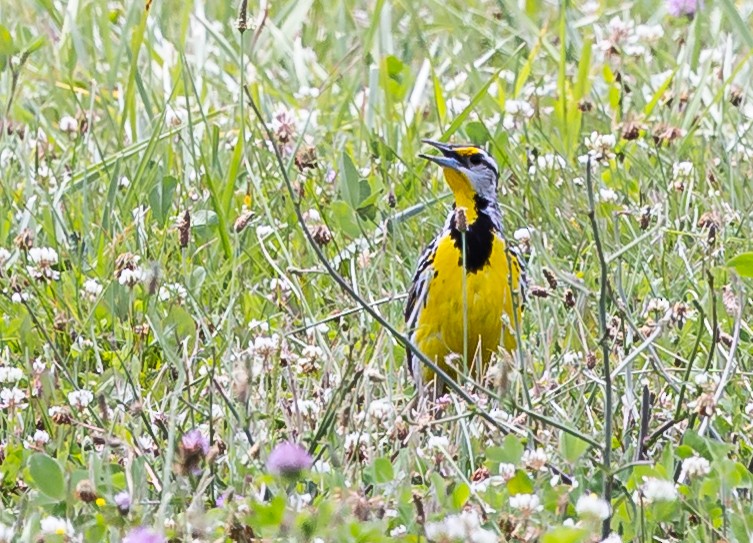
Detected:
[{"left": 405, "top": 140, "right": 526, "bottom": 393}]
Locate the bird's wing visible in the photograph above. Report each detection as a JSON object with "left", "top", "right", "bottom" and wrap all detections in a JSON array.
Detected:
[
  {"left": 404, "top": 235, "right": 440, "bottom": 373},
  {"left": 507, "top": 244, "right": 528, "bottom": 306}
]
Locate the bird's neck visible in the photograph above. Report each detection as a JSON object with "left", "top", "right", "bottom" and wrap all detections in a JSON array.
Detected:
[{"left": 450, "top": 194, "right": 502, "bottom": 233}]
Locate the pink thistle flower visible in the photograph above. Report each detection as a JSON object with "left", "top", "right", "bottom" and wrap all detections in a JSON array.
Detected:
[{"left": 266, "top": 442, "right": 313, "bottom": 477}]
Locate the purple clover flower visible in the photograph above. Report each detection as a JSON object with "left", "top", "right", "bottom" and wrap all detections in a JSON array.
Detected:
[
  {"left": 123, "top": 527, "right": 166, "bottom": 543},
  {"left": 266, "top": 442, "right": 313, "bottom": 477},
  {"left": 114, "top": 491, "right": 131, "bottom": 515},
  {"left": 181, "top": 429, "right": 210, "bottom": 455},
  {"left": 666, "top": 0, "right": 699, "bottom": 17}
]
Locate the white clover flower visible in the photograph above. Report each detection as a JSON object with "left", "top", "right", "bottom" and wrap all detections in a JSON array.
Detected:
[
  {"left": 503, "top": 99, "right": 534, "bottom": 130},
  {"left": 118, "top": 176, "right": 130, "bottom": 188},
  {"left": 498, "top": 462, "right": 516, "bottom": 482},
  {"left": 59, "top": 115, "right": 78, "bottom": 134},
  {"left": 299, "top": 345, "right": 323, "bottom": 365},
  {"left": 693, "top": 372, "right": 719, "bottom": 391},
  {"left": 30, "top": 429, "right": 50, "bottom": 446},
  {"left": 513, "top": 227, "right": 532, "bottom": 242},
  {"left": 522, "top": 448, "right": 548, "bottom": 471},
  {"left": 425, "top": 510, "right": 494, "bottom": 543},
  {"left": 256, "top": 225, "right": 274, "bottom": 238},
  {"left": 27, "top": 247, "right": 60, "bottom": 281},
  {"left": 0, "top": 366, "right": 24, "bottom": 384},
  {"left": 68, "top": 389, "right": 94, "bottom": 410},
  {"left": 584, "top": 132, "right": 616, "bottom": 163},
  {"left": 40, "top": 517, "right": 75, "bottom": 538},
  {"left": 0, "top": 247, "right": 11, "bottom": 267},
  {"left": 535, "top": 153, "right": 567, "bottom": 172},
  {"left": 646, "top": 297, "right": 670, "bottom": 314},
  {"left": 509, "top": 493, "right": 543, "bottom": 515},
  {"left": 427, "top": 435, "right": 450, "bottom": 451},
  {"left": 575, "top": 493, "right": 611, "bottom": 520},
  {"left": 117, "top": 267, "right": 144, "bottom": 287},
  {"left": 81, "top": 278, "right": 103, "bottom": 302},
  {"left": 672, "top": 161, "right": 694, "bottom": 181},
  {"left": 158, "top": 282, "right": 188, "bottom": 302},
  {"left": 10, "top": 291, "right": 29, "bottom": 304},
  {"left": 0, "top": 387, "right": 27, "bottom": 410},
  {"left": 599, "top": 188, "right": 618, "bottom": 202},
  {"left": 367, "top": 398, "right": 395, "bottom": 423},
  {"left": 294, "top": 399, "right": 321, "bottom": 420},
  {"left": 563, "top": 351, "right": 583, "bottom": 365},
  {"left": 640, "top": 477, "right": 678, "bottom": 502},
  {"left": 0, "top": 523, "right": 14, "bottom": 543},
  {"left": 389, "top": 525, "right": 407, "bottom": 537},
  {"left": 680, "top": 455, "right": 711, "bottom": 480},
  {"left": 250, "top": 334, "right": 280, "bottom": 357},
  {"left": 602, "top": 533, "right": 622, "bottom": 543},
  {"left": 635, "top": 24, "right": 664, "bottom": 43},
  {"left": 505, "top": 100, "right": 535, "bottom": 117}
]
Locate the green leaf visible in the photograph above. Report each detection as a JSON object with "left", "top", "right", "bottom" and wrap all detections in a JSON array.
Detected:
[
  {"left": 338, "top": 151, "right": 363, "bottom": 210},
  {"left": 727, "top": 252, "right": 753, "bottom": 278},
  {"left": 559, "top": 431, "right": 591, "bottom": 464},
  {"left": 506, "top": 470, "right": 533, "bottom": 495},
  {"left": 28, "top": 453, "right": 65, "bottom": 501},
  {"left": 451, "top": 482, "right": 470, "bottom": 509},
  {"left": 329, "top": 200, "right": 360, "bottom": 238},
  {"left": 465, "top": 121, "right": 490, "bottom": 146},
  {"left": 192, "top": 209, "right": 219, "bottom": 228},
  {"left": 541, "top": 526, "right": 588, "bottom": 543},
  {"left": 372, "top": 457, "right": 394, "bottom": 484},
  {"left": 486, "top": 435, "right": 524, "bottom": 465},
  {"left": 251, "top": 495, "right": 286, "bottom": 529},
  {"left": 148, "top": 175, "right": 178, "bottom": 226},
  {"left": 0, "top": 25, "right": 13, "bottom": 71}
]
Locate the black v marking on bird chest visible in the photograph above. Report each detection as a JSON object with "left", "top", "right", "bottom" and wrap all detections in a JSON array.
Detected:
[{"left": 448, "top": 196, "right": 497, "bottom": 273}]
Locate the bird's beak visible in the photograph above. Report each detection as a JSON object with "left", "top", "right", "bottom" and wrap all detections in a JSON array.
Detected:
[{"left": 419, "top": 139, "right": 462, "bottom": 170}]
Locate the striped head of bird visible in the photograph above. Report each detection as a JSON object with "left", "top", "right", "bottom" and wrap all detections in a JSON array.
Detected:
[{"left": 419, "top": 139, "right": 499, "bottom": 206}]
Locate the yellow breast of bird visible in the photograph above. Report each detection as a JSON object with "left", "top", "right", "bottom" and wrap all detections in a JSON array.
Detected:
[{"left": 413, "top": 232, "right": 521, "bottom": 380}]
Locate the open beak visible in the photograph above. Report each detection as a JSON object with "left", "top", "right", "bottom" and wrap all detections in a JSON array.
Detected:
[{"left": 419, "top": 139, "right": 463, "bottom": 170}]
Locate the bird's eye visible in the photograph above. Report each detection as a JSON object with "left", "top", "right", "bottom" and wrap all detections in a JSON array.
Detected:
[{"left": 469, "top": 154, "right": 482, "bottom": 166}]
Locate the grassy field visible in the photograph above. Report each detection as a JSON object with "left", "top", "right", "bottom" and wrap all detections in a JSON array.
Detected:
[{"left": 1, "top": 0, "right": 753, "bottom": 541}]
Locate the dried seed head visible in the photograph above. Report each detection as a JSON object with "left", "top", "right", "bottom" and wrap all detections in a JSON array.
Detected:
[
  {"left": 729, "top": 86, "right": 743, "bottom": 107},
  {"left": 455, "top": 207, "right": 468, "bottom": 232},
  {"left": 529, "top": 285, "right": 549, "bottom": 298},
  {"left": 53, "top": 311, "right": 69, "bottom": 332},
  {"left": 697, "top": 212, "right": 720, "bottom": 244},
  {"left": 14, "top": 228, "right": 34, "bottom": 251},
  {"left": 621, "top": 121, "right": 642, "bottom": 141},
  {"left": 586, "top": 351, "right": 597, "bottom": 370},
  {"left": 50, "top": 407, "right": 73, "bottom": 425},
  {"left": 387, "top": 191, "right": 397, "bottom": 208},
  {"left": 722, "top": 285, "right": 739, "bottom": 317},
  {"left": 471, "top": 466, "right": 490, "bottom": 482},
  {"left": 719, "top": 330, "right": 733, "bottom": 348},
  {"left": 133, "top": 323, "right": 150, "bottom": 338},
  {"left": 178, "top": 209, "right": 191, "bottom": 248},
  {"left": 563, "top": 288, "right": 575, "bottom": 309},
  {"left": 233, "top": 210, "right": 253, "bottom": 233},
  {"left": 671, "top": 301, "right": 692, "bottom": 329},
  {"left": 75, "top": 479, "right": 98, "bottom": 503},
  {"left": 542, "top": 268, "right": 557, "bottom": 290},
  {"left": 639, "top": 206, "right": 651, "bottom": 230},
  {"left": 577, "top": 99, "right": 593, "bottom": 112},
  {"left": 236, "top": 0, "right": 249, "bottom": 32},
  {"left": 653, "top": 124, "right": 683, "bottom": 146},
  {"left": 294, "top": 145, "right": 318, "bottom": 172},
  {"left": 311, "top": 224, "right": 332, "bottom": 245}
]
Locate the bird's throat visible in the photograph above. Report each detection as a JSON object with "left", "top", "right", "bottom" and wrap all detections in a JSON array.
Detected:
[{"left": 443, "top": 168, "right": 479, "bottom": 224}]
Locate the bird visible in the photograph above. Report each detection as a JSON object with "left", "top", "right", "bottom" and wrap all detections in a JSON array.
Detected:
[{"left": 405, "top": 139, "right": 526, "bottom": 395}]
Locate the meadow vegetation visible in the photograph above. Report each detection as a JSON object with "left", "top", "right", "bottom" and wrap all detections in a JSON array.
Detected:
[{"left": 1, "top": 0, "right": 753, "bottom": 541}]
